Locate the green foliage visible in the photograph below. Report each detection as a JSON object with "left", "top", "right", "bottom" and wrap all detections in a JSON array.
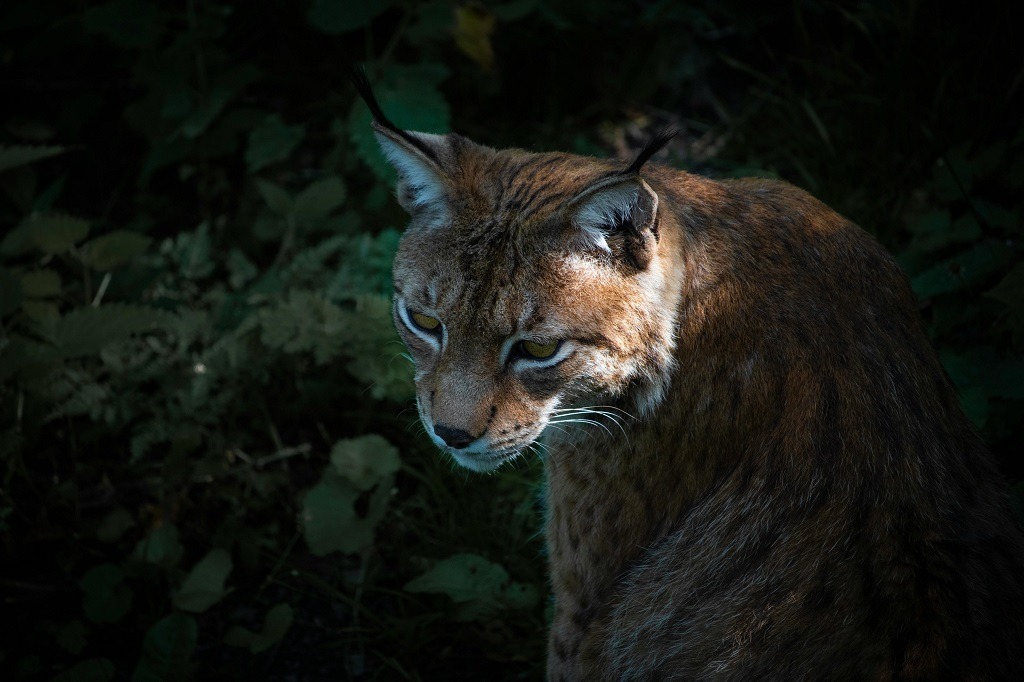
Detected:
[{"left": 0, "top": 0, "right": 1019, "bottom": 679}]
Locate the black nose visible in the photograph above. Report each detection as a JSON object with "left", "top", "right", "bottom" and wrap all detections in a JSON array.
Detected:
[{"left": 433, "top": 424, "right": 475, "bottom": 449}]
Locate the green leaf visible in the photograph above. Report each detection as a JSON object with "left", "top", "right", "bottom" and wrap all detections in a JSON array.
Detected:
[
  {"left": 911, "top": 241, "right": 1013, "bottom": 299},
  {"left": 80, "top": 564, "right": 133, "bottom": 624},
  {"left": 79, "top": 231, "right": 152, "bottom": 270},
  {"left": 55, "top": 620, "right": 89, "bottom": 655},
  {"left": 0, "top": 144, "right": 64, "bottom": 173},
  {"left": 301, "top": 462, "right": 395, "bottom": 556},
  {"left": 246, "top": 115, "right": 305, "bottom": 172},
  {"left": 294, "top": 176, "right": 347, "bottom": 222},
  {"left": 404, "top": 553, "right": 539, "bottom": 622},
  {"left": 988, "top": 262, "right": 1024, "bottom": 310},
  {"left": 330, "top": 434, "right": 401, "bottom": 491},
  {"left": 173, "top": 549, "right": 233, "bottom": 613},
  {"left": 24, "top": 213, "right": 90, "bottom": 254},
  {"left": 50, "top": 658, "right": 114, "bottom": 682},
  {"left": 20, "top": 269, "right": 61, "bottom": 298},
  {"left": 0, "top": 268, "right": 23, "bottom": 316},
  {"left": 82, "top": 0, "right": 163, "bottom": 49},
  {"left": 307, "top": 0, "right": 393, "bottom": 34},
  {"left": 53, "top": 304, "right": 174, "bottom": 358},
  {"left": 254, "top": 178, "right": 293, "bottom": 215},
  {"left": 132, "top": 523, "right": 184, "bottom": 569},
  {"left": 224, "top": 603, "right": 294, "bottom": 654},
  {"left": 96, "top": 507, "right": 135, "bottom": 543},
  {"left": 131, "top": 613, "right": 197, "bottom": 682}
]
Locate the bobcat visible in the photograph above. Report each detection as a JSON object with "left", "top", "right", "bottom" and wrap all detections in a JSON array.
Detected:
[{"left": 354, "top": 72, "right": 1024, "bottom": 680}]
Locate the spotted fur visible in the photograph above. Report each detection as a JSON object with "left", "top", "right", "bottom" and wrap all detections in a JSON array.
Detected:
[{"left": 360, "top": 82, "right": 1024, "bottom": 679}]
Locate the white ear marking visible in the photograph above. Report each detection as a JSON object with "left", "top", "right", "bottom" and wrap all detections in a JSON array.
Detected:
[
  {"left": 570, "top": 177, "right": 658, "bottom": 254},
  {"left": 374, "top": 129, "right": 450, "bottom": 226}
]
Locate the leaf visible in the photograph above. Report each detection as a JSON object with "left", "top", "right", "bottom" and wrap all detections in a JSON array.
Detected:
[
  {"left": 131, "top": 613, "right": 197, "bottom": 682},
  {"left": 0, "top": 144, "right": 64, "bottom": 173},
  {"left": 330, "top": 435, "right": 401, "bottom": 491},
  {"left": 50, "top": 658, "right": 115, "bottom": 682},
  {"left": 300, "top": 463, "right": 395, "bottom": 556},
  {"left": 988, "top": 262, "right": 1024, "bottom": 309},
  {"left": 246, "top": 115, "right": 305, "bottom": 172},
  {"left": 307, "top": 0, "right": 393, "bottom": 34},
  {"left": 132, "top": 523, "right": 184, "bottom": 569},
  {"left": 173, "top": 548, "right": 233, "bottom": 613},
  {"left": 0, "top": 268, "right": 23, "bottom": 316},
  {"left": 53, "top": 304, "right": 174, "bottom": 358},
  {"left": 80, "top": 564, "right": 133, "bottom": 624},
  {"left": 254, "top": 178, "right": 292, "bottom": 215},
  {"left": 911, "top": 241, "right": 1013, "bottom": 299},
  {"left": 82, "top": 0, "right": 163, "bottom": 49},
  {"left": 224, "top": 603, "right": 294, "bottom": 654},
  {"left": 24, "top": 212, "right": 90, "bottom": 254},
  {"left": 20, "top": 269, "right": 61, "bottom": 298},
  {"left": 403, "top": 553, "right": 539, "bottom": 622},
  {"left": 96, "top": 507, "right": 135, "bottom": 543},
  {"left": 55, "top": 620, "right": 89, "bottom": 655},
  {"left": 453, "top": 5, "right": 496, "bottom": 70},
  {"left": 294, "top": 176, "right": 347, "bottom": 222},
  {"left": 79, "top": 231, "right": 152, "bottom": 270}
]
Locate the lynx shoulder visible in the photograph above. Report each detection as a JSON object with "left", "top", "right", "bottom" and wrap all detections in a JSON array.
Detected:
[{"left": 355, "top": 73, "right": 1024, "bottom": 679}]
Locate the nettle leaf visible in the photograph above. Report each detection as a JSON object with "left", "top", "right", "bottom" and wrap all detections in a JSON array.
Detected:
[
  {"left": 50, "top": 657, "right": 115, "bottom": 682},
  {"left": 23, "top": 212, "right": 90, "bottom": 254},
  {"left": 20, "top": 269, "right": 61, "bottom": 298},
  {"left": 80, "top": 564, "right": 133, "bottom": 624},
  {"left": 53, "top": 304, "right": 174, "bottom": 358},
  {"left": 258, "top": 291, "right": 348, "bottom": 363},
  {"left": 307, "top": 0, "right": 393, "bottom": 34},
  {"left": 173, "top": 548, "right": 233, "bottom": 613},
  {"left": 342, "top": 295, "right": 415, "bottom": 402},
  {"left": 349, "top": 66, "right": 450, "bottom": 182},
  {"left": 327, "top": 229, "right": 400, "bottom": 298},
  {"left": 227, "top": 248, "right": 259, "bottom": 290},
  {"left": 246, "top": 115, "right": 305, "bottom": 173},
  {"left": 224, "top": 603, "right": 294, "bottom": 654},
  {"left": 403, "top": 553, "right": 539, "bottom": 622},
  {"left": 131, "top": 613, "right": 197, "bottom": 682},
  {"left": 133, "top": 523, "right": 184, "bottom": 570},
  {"left": 330, "top": 435, "right": 401, "bottom": 491},
  {"left": 79, "top": 231, "right": 152, "bottom": 270},
  {"left": 0, "top": 144, "right": 64, "bottom": 173},
  {"left": 254, "top": 178, "right": 293, "bottom": 215},
  {"left": 294, "top": 175, "right": 347, "bottom": 222}
]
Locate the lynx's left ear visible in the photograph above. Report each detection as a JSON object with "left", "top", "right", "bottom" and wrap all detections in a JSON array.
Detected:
[
  {"left": 568, "top": 175, "right": 660, "bottom": 270},
  {"left": 568, "top": 130, "right": 675, "bottom": 269},
  {"left": 352, "top": 68, "right": 450, "bottom": 224}
]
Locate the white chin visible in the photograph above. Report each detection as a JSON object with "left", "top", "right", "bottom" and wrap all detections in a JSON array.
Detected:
[{"left": 449, "top": 449, "right": 507, "bottom": 472}]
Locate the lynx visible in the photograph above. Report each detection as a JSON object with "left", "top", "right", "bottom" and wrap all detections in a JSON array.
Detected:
[{"left": 354, "top": 72, "right": 1024, "bottom": 679}]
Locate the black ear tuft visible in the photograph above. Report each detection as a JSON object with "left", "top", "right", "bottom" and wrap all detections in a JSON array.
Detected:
[
  {"left": 350, "top": 65, "right": 440, "bottom": 163},
  {"left": 621, "top": 128, "right": 678, "bottom": 176}
]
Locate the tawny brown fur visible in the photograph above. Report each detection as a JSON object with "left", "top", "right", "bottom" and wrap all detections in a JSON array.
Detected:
[{"left": 375, "top": 121, "right": 1024, "bottom": 680}]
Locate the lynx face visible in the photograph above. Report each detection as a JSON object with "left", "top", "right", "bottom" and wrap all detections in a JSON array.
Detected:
[{"left": 382, "top": 132, "right": 681, "bottom": 472}]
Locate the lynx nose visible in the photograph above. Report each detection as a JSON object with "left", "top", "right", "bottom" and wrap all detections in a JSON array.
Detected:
[{"left": 433, "top": 424, "right": 475, "bottom": 449}]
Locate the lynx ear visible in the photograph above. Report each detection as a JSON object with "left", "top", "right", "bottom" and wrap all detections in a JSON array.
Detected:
[
  {"left": 372, "top": 125, "right": 450, "bottom": 220},
  {"left": 352, "top": 67, "right": 450, "bottom": 223},
  {"left": 568, "top": 175, "right": 660, "bottom": 269}
]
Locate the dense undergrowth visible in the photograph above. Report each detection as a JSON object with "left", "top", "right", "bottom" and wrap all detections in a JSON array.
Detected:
[{"left": 1, "top": 1, "right": 1021, "bottom": 680}]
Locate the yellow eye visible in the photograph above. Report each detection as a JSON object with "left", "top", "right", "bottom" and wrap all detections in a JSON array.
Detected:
[
  {"left": 521, "top": 339, "right": 560, "bottom": 359},
  {"left": 410, "top": 311, "right": 441, "bottom": 332}
]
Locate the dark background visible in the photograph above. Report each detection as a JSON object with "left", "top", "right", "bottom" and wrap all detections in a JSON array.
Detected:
[{"left": 1, "top": 1, "right": 1022, "bottom": 679}]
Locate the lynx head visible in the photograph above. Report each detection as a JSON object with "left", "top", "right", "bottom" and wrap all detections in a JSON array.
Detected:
[{"left": 355, "top": 72, "right": 682, "bottom": 472}]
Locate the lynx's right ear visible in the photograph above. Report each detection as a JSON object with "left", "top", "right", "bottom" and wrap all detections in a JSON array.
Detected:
[{"left": 351, "top": 68, "right": 450, "bottom": 222}]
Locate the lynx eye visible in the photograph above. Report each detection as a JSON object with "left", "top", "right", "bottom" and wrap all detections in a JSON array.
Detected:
[
  {"left": 520, "top": 339, "right": 560, "bottom": 359},
  {"left": 410, "top": 312, "right": 441, "bottom": 332}
]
